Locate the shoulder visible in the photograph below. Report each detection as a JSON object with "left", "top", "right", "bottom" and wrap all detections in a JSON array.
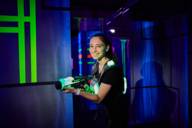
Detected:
[
  {"left": 105, "top": 60, "right": 122, "bottom": 73},
  {"left": 103, "top": 61, "right": 122, "bottom": 78},
  {"left": 104, "top": 60, "right": 117, "bottom": 72}
]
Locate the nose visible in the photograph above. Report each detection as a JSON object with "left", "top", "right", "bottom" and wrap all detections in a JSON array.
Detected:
[
  {"left": 93, "top": 47, "right": 97, "bottom": 52},
  {"left": 90, "top": 47, "right": 96, "bottom": 52}
]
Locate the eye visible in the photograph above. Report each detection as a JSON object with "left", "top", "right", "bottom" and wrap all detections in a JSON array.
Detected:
[
  {"left": 96, "top": 46, "right": 101, "bottom": 48},
  {"left": 96, "top": 44, "right": 104, "bottom": 48}
]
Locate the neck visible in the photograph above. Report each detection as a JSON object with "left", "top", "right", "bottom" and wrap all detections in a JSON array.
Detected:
[
  {"left": 98, "top": 57, "right": 109, "bottom": 73},
  {"left": 98, "top": 57, "right": 109, "bottom": 65}
]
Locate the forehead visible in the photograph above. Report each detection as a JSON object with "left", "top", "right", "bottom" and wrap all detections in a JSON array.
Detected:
[{"left": 90, "top": 37, "right": 105, "bottom": 45}]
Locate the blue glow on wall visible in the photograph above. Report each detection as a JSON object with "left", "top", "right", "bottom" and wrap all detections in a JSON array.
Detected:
[
  {"left": 183, "top": 35, "right": 189, "bottom": 128},
  {"left": 142, "top": 22, "right": 157, "bottom": 120},
  {"left": 141, "top": 36, "right": 158, "bottom": 121},
  {"left": 134, "top": 21, "right": 167, "bottom": 123},
  {"left": 78, "top": 32, "right": 82, "bottom": 76}
]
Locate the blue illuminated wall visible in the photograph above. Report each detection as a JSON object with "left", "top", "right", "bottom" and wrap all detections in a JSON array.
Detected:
[
  {"left": 167, "top": 16, "right": 189, "bottom": 128},
  {"left": 130, "top": 16, "right": 189, "bottom": 127},
  {"left": 0, "top": 0, "right": 73, "bottom": 128}
]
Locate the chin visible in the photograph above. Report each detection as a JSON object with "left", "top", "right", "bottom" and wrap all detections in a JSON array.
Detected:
[{"left": 92, "top": 55, "right": 103, "bottom": 60}]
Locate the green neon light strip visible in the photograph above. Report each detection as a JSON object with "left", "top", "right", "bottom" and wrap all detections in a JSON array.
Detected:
[
  {"left": 0, "top": 16, "right": 30, "bottom": 22},
  {"left": 18, "top": 0, "right": 26, "bottom": 83},
  {"left": 30, "top": 0, "right": 37, "bottom": 82},
  {"left": 121, "top": 39, "right": 126, "bottom": 77},
  {"left": 87, "top": 62, "right": 95, "bottom": 64},
  {"left": 0, "top": 0, "right": 37, "bottom": 83},
  {"left": 121, "top": 39, "right": 128, "bottom": 94},
  {"left": 0, "top": 27, "right": 18, "bottom": 33},
  {"left": 0, "top": 16, "right": 19, "bottom": 21}
]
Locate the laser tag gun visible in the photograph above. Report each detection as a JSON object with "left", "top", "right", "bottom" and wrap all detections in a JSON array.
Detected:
[
  {"left": 0, "top": 76, "right": 94, "bottom": 94},
  {"left": 56, "top": 76, "right": 84, "bottom": 90},
  {"left": 55, "top": 76, "right": 95, "bottom": 94}
]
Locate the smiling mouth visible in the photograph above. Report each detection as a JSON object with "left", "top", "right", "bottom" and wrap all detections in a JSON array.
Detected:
[{"left": 93, "top": 53, "right": 100, "bottom": 56}]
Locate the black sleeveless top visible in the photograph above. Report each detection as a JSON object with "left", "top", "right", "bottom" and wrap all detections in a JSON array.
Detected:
[
  {"left": 91, "top": 61, "right": 128, "bottom": 128},
  {"left": 91, "top": 61, "right": 124, "bottom": 108}
]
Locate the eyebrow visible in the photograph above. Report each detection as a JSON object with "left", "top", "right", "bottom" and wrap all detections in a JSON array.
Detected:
[{"left": 90, "top": 43, "right": 105, "bottom": 46}]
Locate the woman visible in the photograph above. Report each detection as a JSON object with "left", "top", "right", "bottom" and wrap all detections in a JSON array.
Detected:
[{"left": 64, "top": 32, "right": 128, "bottom": 128}]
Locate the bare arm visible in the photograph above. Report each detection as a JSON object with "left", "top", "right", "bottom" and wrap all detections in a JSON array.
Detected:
[{"left": 64, "top": 83, "right": 111, "bottom": 103}]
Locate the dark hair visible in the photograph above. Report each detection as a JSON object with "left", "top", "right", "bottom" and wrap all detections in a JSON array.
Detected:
[{"left": 89, "top": 32, "right": 117, "bottom": 63}]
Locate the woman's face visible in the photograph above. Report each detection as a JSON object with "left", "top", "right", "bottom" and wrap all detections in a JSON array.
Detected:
[{"left": 89, "top": 36, "right": 108, "bottom": 61}]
